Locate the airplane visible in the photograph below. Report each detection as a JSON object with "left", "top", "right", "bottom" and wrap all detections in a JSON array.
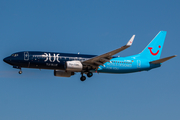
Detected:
[{"left": 3, "top": 31, "right": 177, "bottom": 81}]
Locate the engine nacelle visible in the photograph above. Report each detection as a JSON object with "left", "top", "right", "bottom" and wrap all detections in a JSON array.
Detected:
[
  {"left": 65, "top": 61, "right": 83, "bottom": 72},
  {"left": 54, "top": 70, "right": 74, "bottom": 77}
]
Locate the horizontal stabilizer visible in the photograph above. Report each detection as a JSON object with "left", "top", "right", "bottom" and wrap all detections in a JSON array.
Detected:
[{"left": 150, "top": 55, "right": 177, "bottom": 64}]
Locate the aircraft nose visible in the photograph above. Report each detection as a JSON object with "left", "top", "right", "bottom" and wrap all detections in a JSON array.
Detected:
[{"left": 3, "top": 57, "right": 10, "bottom": 63}]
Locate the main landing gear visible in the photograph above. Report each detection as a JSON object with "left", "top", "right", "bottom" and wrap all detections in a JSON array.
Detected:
[
  {"left": 80, "top": 72, "right": 93, "bottom": 81},
  {"left": 87, "top": 72, "right": 93, "bottom": 78},
  {"left": 80, "top": 75, "right": 86, "bottom": 81}
]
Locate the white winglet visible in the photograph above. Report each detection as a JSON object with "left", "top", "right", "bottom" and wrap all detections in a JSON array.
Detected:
[{"left": 126, "top": 35, "right": 135, "bottom": 46}]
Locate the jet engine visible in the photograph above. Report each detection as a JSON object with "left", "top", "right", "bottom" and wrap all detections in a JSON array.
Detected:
[
  {"left": 65, "top": 61, "right": 83, "bottom": 72},
  {"left": 54, "top": 70, "right": 74, "bottom": 77}
]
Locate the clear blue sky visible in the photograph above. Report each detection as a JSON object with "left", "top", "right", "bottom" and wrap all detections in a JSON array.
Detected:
[{"left": 0, "top": 0, "right": 179, "bottom": 120}]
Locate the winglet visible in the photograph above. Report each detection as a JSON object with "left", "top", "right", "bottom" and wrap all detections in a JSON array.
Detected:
[
  {"left": 126, "top": 35, "right": 135, "bottom": 46},
  {"left": 150, "top": 55, "right": 177, "bottom": 64}
]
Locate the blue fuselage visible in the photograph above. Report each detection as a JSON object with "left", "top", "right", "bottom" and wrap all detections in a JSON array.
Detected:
[{"left": 3, "top": 51, "right": 160, "bottom": 74}]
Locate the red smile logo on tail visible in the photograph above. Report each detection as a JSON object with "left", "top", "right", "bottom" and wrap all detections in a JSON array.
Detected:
[{"left": 148, "top": 45, "right": 161, "bottom": 56}]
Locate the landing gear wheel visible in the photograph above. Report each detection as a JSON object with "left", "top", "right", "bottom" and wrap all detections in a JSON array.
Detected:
[
  {"left": 87, "top": 72, "right": 93, "bottom": 78},
  {"left": 80, "top": 76, "right": 86, "bottom": 81},
  {"left": 19, "top": 70, "right": 22, "bottom": 74}
]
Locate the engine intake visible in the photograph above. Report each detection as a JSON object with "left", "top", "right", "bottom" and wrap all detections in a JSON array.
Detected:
[{"left": 65, "top": 61, "right": 83, "bottom": 72}]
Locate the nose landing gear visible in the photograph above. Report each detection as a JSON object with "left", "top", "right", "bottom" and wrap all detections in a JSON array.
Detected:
[
  {"left": 13, "top": 66, "right": 22, "bottom": 74},
  {"left": 18, "top": 67, "right": 22, "bottom": 74},
  {"left": 18, "top": 70, "right": 22, "bottom": 74}
]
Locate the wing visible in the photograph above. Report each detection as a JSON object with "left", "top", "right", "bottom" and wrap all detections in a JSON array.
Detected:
[{"left": 83, "top": 35, "right": 135, "bottom": 69}]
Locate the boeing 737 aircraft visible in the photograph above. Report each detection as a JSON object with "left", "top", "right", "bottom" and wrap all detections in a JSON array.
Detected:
[{"left": 3, "top": 31, "right": 177, "bottom": 81}]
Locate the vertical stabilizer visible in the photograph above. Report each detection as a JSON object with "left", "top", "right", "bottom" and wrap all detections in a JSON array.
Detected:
[{"left": 139, "top": 31, "right": 167, "bottom": 61}]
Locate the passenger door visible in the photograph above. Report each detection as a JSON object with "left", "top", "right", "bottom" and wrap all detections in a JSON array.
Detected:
[
  {"left": 24, "top": 52, "right": 29, "bottom": 61},
  {"left": 137, "top": 60, "right": 141, "bottom": 68}
]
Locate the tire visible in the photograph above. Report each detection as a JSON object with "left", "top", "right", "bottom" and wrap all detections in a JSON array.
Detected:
[
  {"left": 19, "top": 71, "right": 22, "bottom": 74},
  {"left": 80, "top": 76, "right": 86, "bottom": 81},
  {"left": 87, "top": 72, "right": 93, "bottom": 78}
]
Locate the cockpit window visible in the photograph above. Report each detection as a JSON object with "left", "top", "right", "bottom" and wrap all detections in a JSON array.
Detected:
[{"left": 11, "top": 54, "right": 18, "bottom": 57}]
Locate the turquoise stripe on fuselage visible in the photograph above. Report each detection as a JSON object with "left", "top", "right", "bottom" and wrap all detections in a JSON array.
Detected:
[{"left": 94, "top": 55, "right": 160, "bottom": 74}]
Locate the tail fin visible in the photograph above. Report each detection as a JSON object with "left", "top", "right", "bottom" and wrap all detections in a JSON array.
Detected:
[{"left": 139, "top": 31, "right": 167, "bottom": 61}]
